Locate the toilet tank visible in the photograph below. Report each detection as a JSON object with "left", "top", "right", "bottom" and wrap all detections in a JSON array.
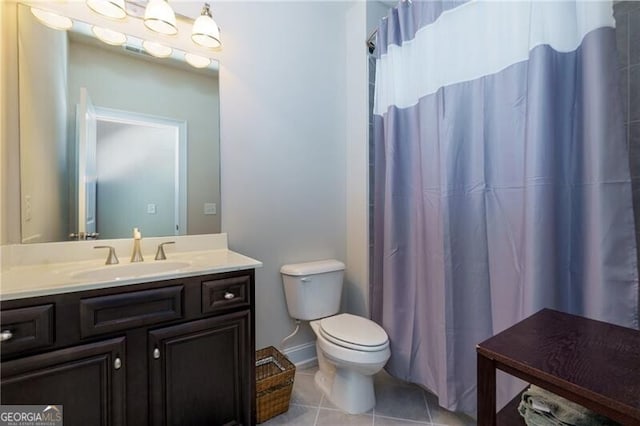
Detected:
[{"left": 280, "top": 259, "right": 345, "bottom": 321}]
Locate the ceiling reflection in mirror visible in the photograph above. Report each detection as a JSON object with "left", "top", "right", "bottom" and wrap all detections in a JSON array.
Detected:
[{"left": 17, "top": 3, "right": 220, "bottom": 243}]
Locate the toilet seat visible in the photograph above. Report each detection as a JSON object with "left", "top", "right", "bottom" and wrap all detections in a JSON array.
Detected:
[{"left": 319, "top": 313, "right": 388, "bottom": 352}]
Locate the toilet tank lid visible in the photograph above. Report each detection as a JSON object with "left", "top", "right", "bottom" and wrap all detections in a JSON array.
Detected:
[{"left": 280, "top": 259, "right": 345, "bottom": 276}]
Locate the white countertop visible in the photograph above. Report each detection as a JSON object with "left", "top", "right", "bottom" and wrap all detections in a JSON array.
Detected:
[{"left": 0, "top": 234, "right": 262, "bottom": 301}]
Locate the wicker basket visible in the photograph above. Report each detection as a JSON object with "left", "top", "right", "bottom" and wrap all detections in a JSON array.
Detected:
[{"left": 256, "top": 346, "right": 296, "bottom": 423}]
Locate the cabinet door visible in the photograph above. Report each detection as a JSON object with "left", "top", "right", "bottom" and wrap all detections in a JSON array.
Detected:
[
  {"left": 149, "top": 310, "right": 251, "bottom": 426},
  {"left": 1, "top": 337, "right": 126, "bottom": 426}
]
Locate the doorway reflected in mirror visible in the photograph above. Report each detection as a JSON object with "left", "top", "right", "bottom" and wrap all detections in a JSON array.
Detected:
[{"left": 16, "top": 3, "right": 220, "bottom": 243}]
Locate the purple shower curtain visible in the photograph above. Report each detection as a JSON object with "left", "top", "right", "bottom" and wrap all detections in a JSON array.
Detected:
[{"left": 371, "top": 0, "right": 638, "bottom": 415}]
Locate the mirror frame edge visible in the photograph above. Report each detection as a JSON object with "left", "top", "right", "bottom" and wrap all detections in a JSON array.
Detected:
[{"left": 1, "top": 0, "right": 22, "bottom": 245}]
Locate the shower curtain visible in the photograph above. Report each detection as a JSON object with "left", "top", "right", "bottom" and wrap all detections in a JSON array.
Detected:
[{"left": 371, "top": 0, "right": 639, "bottom": 415}]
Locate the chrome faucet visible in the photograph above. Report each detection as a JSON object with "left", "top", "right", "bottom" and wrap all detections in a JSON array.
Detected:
[
  {"left": 94, "top": 246, "right": 119, "bottom": 265},
  {"left": 155, "top": 241, "right": 175, "bottom": 260},
  {"left": 130, "top": 228, "right": 144, "bottom": 262}
]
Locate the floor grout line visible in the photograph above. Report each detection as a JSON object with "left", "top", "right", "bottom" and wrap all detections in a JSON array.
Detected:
[
  {"left": 312, "top": 396, "right": 323, "bottom": 426},
  {"left": 286, "top": 370, "right": 471, "bottom": 426},
  {"left": 289, "top": 402, "right": 322, "bottom": 409},
  {"left": 374, "top": 414, "right": 432, "bottom": 424}
]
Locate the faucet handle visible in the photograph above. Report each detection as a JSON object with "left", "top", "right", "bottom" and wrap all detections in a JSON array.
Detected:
[
  {"left": 94, "top": 246, "right": 119, "bottom": 265},
  {"left": 155, "top": 242, "right": 175, "bottom": 261}
]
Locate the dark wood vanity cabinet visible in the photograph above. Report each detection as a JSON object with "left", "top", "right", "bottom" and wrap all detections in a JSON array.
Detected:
[
  {"left": 0, "top": 269, "right": 256, "bottom": 426},
  {"left": 1, "top": 337, "right": 126, "bottom": 426},
  {"left": 149, "top": 311, "right": 251, "bottom": 426}
]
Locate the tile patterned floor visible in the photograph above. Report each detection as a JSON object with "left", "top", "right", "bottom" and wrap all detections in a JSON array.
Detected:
[{"left": 262, "top": 365, "right": 476, "bottom": 426}]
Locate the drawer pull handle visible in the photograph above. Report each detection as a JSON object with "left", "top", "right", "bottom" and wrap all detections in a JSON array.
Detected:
[
  {"left": 114, "top": 357, "right": 122, "bottom": 370},
  {"left": 0, "top": 330, "right": 12, "bottom": 341},
  {"left": 224, "top": 292, "right": 235, "bottom": 300},
  {"left": 153, "top": 348, "right": 160, "bottom": 359}
]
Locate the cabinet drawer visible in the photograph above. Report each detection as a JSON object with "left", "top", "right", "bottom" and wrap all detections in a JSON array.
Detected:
[
  {"left": 0, "top": 304, "right": 54, "bottom": 356},
  {"left": 80, "top": 286, "right": 183, "bottom": 337},
  {"left": 202, "top": 275, "right": 250, "bottom": 314}
]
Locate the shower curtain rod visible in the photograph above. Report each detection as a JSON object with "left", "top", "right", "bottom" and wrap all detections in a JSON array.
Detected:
[{"left": 369, "top": 0, "right": 412, "bottom": 53}]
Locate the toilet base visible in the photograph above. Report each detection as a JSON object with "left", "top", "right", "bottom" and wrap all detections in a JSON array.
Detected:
[{"left": 314, "top": 355, "right": 376, "bottom": 414}]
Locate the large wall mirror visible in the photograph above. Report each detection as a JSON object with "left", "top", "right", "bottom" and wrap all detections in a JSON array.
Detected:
[{"left": 16, "top": 2, "right": 220, "bottom": 243}]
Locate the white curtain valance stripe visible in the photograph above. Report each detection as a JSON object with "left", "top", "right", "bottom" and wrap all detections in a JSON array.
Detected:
[{"left": 374, "top": 0, "right": 615, "bottom": 115}]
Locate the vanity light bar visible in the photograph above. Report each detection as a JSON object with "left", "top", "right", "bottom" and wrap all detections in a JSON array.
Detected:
[
  {"left": 25, "top": 0, "right": 221, "bottom": 57},
  {"left": 69, "top": 19, "right": 218, "bottom": 71}
]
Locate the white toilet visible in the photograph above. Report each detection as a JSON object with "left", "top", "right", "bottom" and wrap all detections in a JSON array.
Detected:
[{"left": 280, "top": 259, "right": 391, "bottom": 414}]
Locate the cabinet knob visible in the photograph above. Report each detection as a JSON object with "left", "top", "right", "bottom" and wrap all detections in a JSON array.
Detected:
[
  {"left": 0, "top": 330, "right": 13, "bottom": 342},
  {"left": 224, "top": 292, "right": 235, "bottom": 300},
  {"left": 153, "top": 348, "right": 160, "bottom": 359},
  {"left": 114, "top": 357, "right": 122, "bottom": 370}
]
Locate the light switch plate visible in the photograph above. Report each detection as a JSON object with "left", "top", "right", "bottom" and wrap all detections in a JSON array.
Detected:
[
  {"left": 204, "top": 203, "right": 216, "bottom": 215},
  {"left": 147, "top": 203, "right": 157, "bottom": 214},
  {"left": 25, "top": 195, "right": 32, "bottom": 222}
]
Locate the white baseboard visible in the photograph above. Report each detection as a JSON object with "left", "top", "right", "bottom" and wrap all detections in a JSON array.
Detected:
[{"left": 282, "top": 341, "right": 317, "bottom": 368}]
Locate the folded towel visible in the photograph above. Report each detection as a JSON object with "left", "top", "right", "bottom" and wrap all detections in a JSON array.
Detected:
[
  {"left": 519, "top": 402, "right": 571, "bottom": 426},
  {"left": 517, "top": 385, "right": 620, "bottom": 426}
]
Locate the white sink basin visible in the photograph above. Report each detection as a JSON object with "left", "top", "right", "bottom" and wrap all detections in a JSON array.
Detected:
[{"left": 71, "top": 261, "right": 192, "bottom": 281}]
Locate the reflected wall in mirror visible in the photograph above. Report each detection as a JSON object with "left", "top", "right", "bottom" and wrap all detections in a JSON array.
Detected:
[{"left": 17, "top": 3, "right": 220, "bottom": 243}]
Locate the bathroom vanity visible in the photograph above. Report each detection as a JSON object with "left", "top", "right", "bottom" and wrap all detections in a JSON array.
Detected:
[{"left": 0, "top": 234, "right": 261, "bottom": 426}]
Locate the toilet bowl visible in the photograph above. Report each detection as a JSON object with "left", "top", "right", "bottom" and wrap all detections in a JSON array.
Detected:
[
  {"left": 310, "top": 313, "right": 390, "bottom": 414},
  {"left": 280, "top": 260, "right": 391, "bottom": 414}
]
